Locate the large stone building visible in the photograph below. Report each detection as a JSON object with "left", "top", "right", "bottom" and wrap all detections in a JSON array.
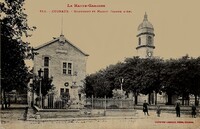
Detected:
[{"left": 33, "top": 34, "right": 89, "bottom": 108}]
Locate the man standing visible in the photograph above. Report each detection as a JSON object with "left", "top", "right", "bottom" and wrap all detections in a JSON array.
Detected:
[
  {"left": 156, "top": 105, "right": 161, "bottom": 117},
  {"left": 191, "top": 104, "right": 196, "bottom": 118},
  {"left": 143, "top": 100, "right": 150, "bottom": 116},
  {"left": 175, "top": 99, "right": 181, "bottom": 117}
]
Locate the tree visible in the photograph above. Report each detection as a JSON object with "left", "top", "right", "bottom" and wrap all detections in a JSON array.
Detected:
[
  {"left": 139, "top": 58, "right": 164, "bottom": 105},
  {"left": 84, "top": 75, "right": 95, "bottom": 97},
  {"left": 33, "top": 76, "right": 54, "bottom": 97},
  {"left": 161, "top": 59, "right": 178, "bottom": 104},
  {"left": 122, "top": 56, "right": 142, "bottom": 104},
  {"left": 186, "top": 57, "right": 200, "bottom": 105},
  {"left": 91, "top": 70, "right": 112, "bottom": 98},
  {"left": 173, "top": 56, "right": 191, "bottom": 105},
  {"left": 85, "top": 55, "right": 200, "bottom": 106},
  {"left": 84, "top": 70, "right": 109, "bottom": 98},
  {"left": 104, "top": 62, "right": 126, "bottom": 97},
  {"left": 162, "top": 55, "right": 194, "bottom": 105},
  {"left": 1, "top": 0, "right": 35, "bottom": 109},
  {"left": 85, "top": 62, "right": 125, "bottom": 98}
]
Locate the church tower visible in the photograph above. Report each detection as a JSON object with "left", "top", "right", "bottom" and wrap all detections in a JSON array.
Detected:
[{"left": 136, "top": 12, "right": 155, "bottom": 58}]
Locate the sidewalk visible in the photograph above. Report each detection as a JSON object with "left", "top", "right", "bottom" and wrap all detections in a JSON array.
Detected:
[{"left": 1, "top": 108, "right": 200, "bottom": 129}]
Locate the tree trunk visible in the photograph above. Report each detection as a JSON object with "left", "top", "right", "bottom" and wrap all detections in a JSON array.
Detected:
[
  {"left": 195, "top": 95, "right": 198, "bottom": 106},
  {"left": 155, "top": 92, "right": 157, "bottom": 105},
  {"left": 134, "top": 94, "right": 138, "bottom": 105},
  {"left": 148, "top": 93, "right": 151, "bottom": 104},
  {"left": 42, "top": 96, "right": 44, "bottom": 108},
  {"left": 3, "top": 90, "right": 7, "bottom": 109},
  {"left": 167, "top": 93, "right": 172, "bottom": 105},
  {"left": 182, "top": 93, "right": 184, "bottom": 105},
  {"left": 1, "top": 89, "right": 4, "bottom": 109}
]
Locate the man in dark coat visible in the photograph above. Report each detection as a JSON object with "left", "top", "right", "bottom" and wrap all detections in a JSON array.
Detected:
[
  {"left": 191, "top": 104, "right": 196, "bottom": 118},
  {"left": 175, "top": 99, "right": 181, "bottom": 117},
  {"left": 143, "top": 100, "right": 149, "bottom": 116}
]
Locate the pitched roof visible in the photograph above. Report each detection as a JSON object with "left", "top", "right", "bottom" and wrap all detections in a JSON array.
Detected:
[{"left": 34, "top": 35, "right": 89, "bottom": 56}]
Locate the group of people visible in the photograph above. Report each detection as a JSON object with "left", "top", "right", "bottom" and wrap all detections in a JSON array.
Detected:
[{"left": 142, "top": 100, "right": 197, "bottom": 118}]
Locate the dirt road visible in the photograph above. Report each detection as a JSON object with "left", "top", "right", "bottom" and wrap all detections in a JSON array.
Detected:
[{"left": 1, "top": 109, "right": 200, "bottom": 129}]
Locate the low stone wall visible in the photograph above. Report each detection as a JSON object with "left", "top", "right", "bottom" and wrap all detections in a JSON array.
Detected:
[
  {"left": 30, "top": 106, "right": 136, "bottom": 119},
  {"left": 37, "top": 110, "right": 80, "bottom": 118},
  {"left": 33, "top": 106, "right": 81, "bottom": 119},
  {"left": 80, "top": 109, "right": 105, "bottom": 116}
]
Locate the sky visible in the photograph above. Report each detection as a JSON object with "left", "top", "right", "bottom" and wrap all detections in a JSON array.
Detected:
[{"left": 24, "top": 0, "right": 200, "bottom": 74}]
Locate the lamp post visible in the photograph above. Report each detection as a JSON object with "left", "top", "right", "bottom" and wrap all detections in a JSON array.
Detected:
[
  {"left": 119, "top": 78, "right": 124, "bottom": 96},
  {"left": 38, "top": 68, "right": 43, "bottom": 108},
  {"left": 32, "top": 75, "right": 37, "bottom": 107},
  {"left": 119, "top": 78, "right": 124, "bottom": 108},
  {"left": 120, "top": 78, "right": 124, "bottom": 92}
]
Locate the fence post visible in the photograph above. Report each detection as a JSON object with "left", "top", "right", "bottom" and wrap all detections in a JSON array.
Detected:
[{"left": 104, "top": 95, "right": 106, "bottom": 116}]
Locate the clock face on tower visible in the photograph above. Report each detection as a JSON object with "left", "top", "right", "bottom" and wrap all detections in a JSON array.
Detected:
[{"left": 147, "top": 51, "right": 153, "bottom": 57}]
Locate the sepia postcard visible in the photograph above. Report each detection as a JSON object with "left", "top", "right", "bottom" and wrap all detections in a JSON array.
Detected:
[{"left": 1, "top": 0, "right": 200, "bottom": 129}]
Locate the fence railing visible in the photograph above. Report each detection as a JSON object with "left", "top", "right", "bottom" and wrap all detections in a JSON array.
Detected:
[
  {"left": 5, "top": 94, "right": 27, "bottom": 104},
  {"left": 35, "top": 94, "right": 73, "bottom": 109},
  {"left": 86, "top": 96, "right": 134, "bottom": 109},
  {"left": 34, "top": 94, "right": 134, "bottom": 109}
]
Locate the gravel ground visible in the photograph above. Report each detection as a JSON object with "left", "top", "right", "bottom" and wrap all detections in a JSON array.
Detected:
[{"left": 1, "top": 109, "right": 200, "bottom": 129}]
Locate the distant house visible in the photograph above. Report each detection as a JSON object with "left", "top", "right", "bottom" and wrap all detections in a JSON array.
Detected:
[{"left": 32, "top": 34, "right": 89, "bottom": 108}]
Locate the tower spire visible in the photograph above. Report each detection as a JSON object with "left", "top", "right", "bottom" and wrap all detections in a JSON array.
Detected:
[
  {"left": 137, "top": 12, "right": 155, "bottom": 58},
  {"left": 61, "top": 15, "right": 64, "bottom": 36},
  {"left": 143, "top": 12, "right": 148, "bottom": 21}
]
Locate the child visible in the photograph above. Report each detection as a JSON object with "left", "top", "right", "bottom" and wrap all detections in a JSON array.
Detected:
[{"left": 156, "top": 105, "right": 161, "bottom": 117}]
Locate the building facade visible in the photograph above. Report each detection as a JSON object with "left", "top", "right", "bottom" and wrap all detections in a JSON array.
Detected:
[{"left": 33, "top": 34, "right": 89, "bottom": 108}]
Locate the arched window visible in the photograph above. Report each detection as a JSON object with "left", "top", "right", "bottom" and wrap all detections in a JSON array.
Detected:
[
  {"left": 138, "top": 37, "right": 141, "bottom": 45},
  {"left": 148, "top": 36, "right": 152, "bottom": 45}
]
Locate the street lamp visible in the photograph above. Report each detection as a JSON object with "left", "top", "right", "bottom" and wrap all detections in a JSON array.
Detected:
[
  {"left": 119, "top": 78, "right": 124, "bottom": 108},
  {"left": 32, "top": 75, "right": 37, "bottom": 107},
  {"left": 38, "top": 68, "right": 43, "bottom": 108},
  {"left": 120, "top": 78, "right": 124, "bottom": 92}
]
